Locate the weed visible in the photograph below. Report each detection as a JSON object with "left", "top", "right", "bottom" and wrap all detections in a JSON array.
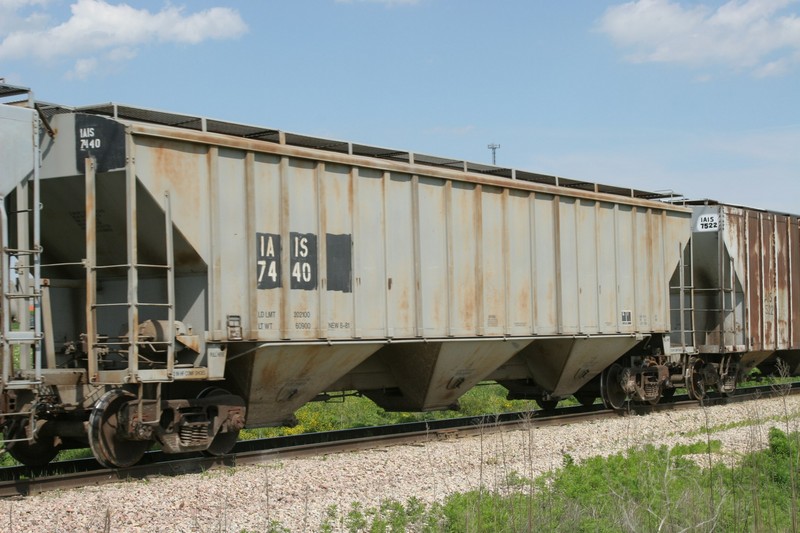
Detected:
[
  {"left": 505, "top": 470, "right": 531, "bottom": 488},
  {"left": 672, "top": 439, "right": 723, "bottom": 456},
  {"left": 240, "top": 384, "right": 538, "bottom": 440},
  {"left": 303, "top": 432, "right": 800, "bottom": 532}
]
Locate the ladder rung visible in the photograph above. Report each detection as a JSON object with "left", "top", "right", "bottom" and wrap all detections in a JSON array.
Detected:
[
  {"left": 3, "top": 293, "right": 40, "bottom": 299},
  {"left": 3, "top": 247, "right": 40, "bottom": 254},
  {"left": 0, "top": 409, "right": 35, "bottom": 417},
  {"left": 2, "top": 436, "right": 33, "bottom": 444},
  {"left": 2, "top": 380, "right": 42, "bottom": 389},
  {"left": 92, "top": 302, "right": 172, "bottom": 309},
  {"left": 4, "top": 331, "right": 41, "bottom": 341},
  {"left": 93, "top": 264, "right": 129, "bottom": 270},
  {"left": 97, "top": 340, "right": 173, "bottom": 345},
  {"left": 41, "top": 261, "right": 84, "bottom": 268},
  {"left": 90, "top": 263, "right": 169, "bottom": 270}
]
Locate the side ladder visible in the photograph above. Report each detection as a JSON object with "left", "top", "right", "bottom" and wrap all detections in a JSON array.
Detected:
[
  {"left": 671, "top": 239, "right": 697, "bottom": 354},
  {"left": 1, "top": 161, "right": 43, "bottom": 391},
  {"left": 84, "top": 156, "right": 176, "bottom": 385},
  {"left": 0, "top": 169, "right": 44, "bottom": 445}
]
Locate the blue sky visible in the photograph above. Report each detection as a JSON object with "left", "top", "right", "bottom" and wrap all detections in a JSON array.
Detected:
[{"left": 2, "top": 0, "right": 799, "bottom": 213}]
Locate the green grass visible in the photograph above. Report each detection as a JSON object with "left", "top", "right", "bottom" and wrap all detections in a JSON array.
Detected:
[
  {"left": 286, "top": 429, "right": 800, "bottom": 532},
  {"left": 240, "top": 383, "right": 538, "bottom": 439}
]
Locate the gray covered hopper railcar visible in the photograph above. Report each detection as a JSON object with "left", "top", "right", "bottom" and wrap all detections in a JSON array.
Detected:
[{"left": 2, "top": 84, "right": 696, "bottom": 467}]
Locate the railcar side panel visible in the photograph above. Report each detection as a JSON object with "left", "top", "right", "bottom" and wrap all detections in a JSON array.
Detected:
[
  {"left": 215, "top": 148, "right": 248, "bottom": 336},
  {"left": 481, "top": 186, "right": 506, "bottom": 336},
  {"left": 354, "top": 167, "right": 388, "bottom": 338},
  {"left": 597, "top": 202, "right": 619, "bottom": 333},
  {"left": 448, "top": 181, "right": 478, "bottom": 336},
  {"left": 634, "top": 208, "right": 653, "bottom": 332},
  {"left": 507, "top": 189, "right": 533, "bottom": 335},
  {"left": 533, "top": 193, "right": 558, "bottom": 333},
  {"left": 417, "top": 176, "right": 448, "bottom": 337},
  {"left": 106, "top": 123, "right": 694, "bottom": 352},
  {"left": 320, "top": 162, "right": 355, "bottom": 340},
  {"left": 791, "top": 220, "right": 800, "bottom": 347},
  {"left": 615, "top": 205, "right": 636, "bottom": 334},
  {"left": 775, "top": 215, "right": 791, "bottom": 350},
  {"left": 386, "top": 173, "right": 416, "bottom": 338},
  {"left": 253, "top": 153, "right": 283, "bottom": 341},
  {"left": 576, "top": 199, "right": 599, "bottom": 333}
]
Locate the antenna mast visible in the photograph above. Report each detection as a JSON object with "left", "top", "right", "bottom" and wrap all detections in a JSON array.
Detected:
[{"left": 487, "top": 143, "right": 500, "bottom": 165}]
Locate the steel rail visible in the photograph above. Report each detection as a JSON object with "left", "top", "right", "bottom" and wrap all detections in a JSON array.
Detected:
[{"left": 1, "top": 381, "right": 798, "bottom": 498}]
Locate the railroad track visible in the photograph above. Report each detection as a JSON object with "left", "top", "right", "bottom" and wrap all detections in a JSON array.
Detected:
[{"left": 1, "top": 381, "right": 797, "bottom": 498}]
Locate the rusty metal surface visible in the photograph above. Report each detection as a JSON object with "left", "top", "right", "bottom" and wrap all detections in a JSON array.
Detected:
[
  {"left": 127, "top": 121, "right": 689, "bottom": 209},
  {"left": 511, "top": 336, "right": 643, "bottom": 396},
  {"left": 730, "top": 205, "right": 799, "bottom": 354},
  {"left": 362, "top": 339, "right": 533, "bottom": 411},
  {"left": 126, "top": 131, "right": 692, "bottom": 344},
  {"left": 227, "top": 343, "right": 383, "bottom": 426},
  {"left": 686, "top": 202, "right": 800, "bottom": 369},
  {"left": 128, "top": 124, "right": 690, "bottom": 401},
  {"left": 28, "top": 109, "right": 694, "bottom": 409}
]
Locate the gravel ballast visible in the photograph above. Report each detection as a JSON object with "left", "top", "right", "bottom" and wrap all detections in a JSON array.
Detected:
[{"left": 4, "top": 395, "right": 800, "bottom": 532}]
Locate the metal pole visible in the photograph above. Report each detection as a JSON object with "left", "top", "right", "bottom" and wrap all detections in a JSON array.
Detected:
[{"left": 487, "top": 143, "right": 500, "bottom": 165}]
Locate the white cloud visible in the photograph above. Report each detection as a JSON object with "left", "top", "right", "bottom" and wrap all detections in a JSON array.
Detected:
[
  {"left": 0, "top": 0, "right": 247, "bottom": 76},
  {"left": 0, "top": 0, "right": 51, "bottom": 35},
  {"left": 598, "top": 0, "right": 800, "bottom": 76},
  {"left": 66, "top": 56, "right": 97, "bottom": 80}
]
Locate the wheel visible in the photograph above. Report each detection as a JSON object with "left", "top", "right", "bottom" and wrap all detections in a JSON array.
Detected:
[
  {"left": 574, "top": 393, "right": 596, "bottom": 407},
  {"left": 88, "top": 389, "right": 150, "bottom": 468},
  {"left": 535, "top": 397, "right": 559, "bottom": 411},
  {"left": 198, "top": 388, "right": 240, "bottom": 456},
  {"left": 3, "top": 418, "right": 59, "bottom": 467},
  {"left": 686, "top": 358, "right": 707, "bottom": 401},
  {"left": 600, "top": 363, "right": 627, "bottom": 409}
]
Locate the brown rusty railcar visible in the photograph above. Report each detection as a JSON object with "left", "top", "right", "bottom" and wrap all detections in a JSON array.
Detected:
[{"left": 675, "top": 201, "right": 800, "bottom": 385}]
